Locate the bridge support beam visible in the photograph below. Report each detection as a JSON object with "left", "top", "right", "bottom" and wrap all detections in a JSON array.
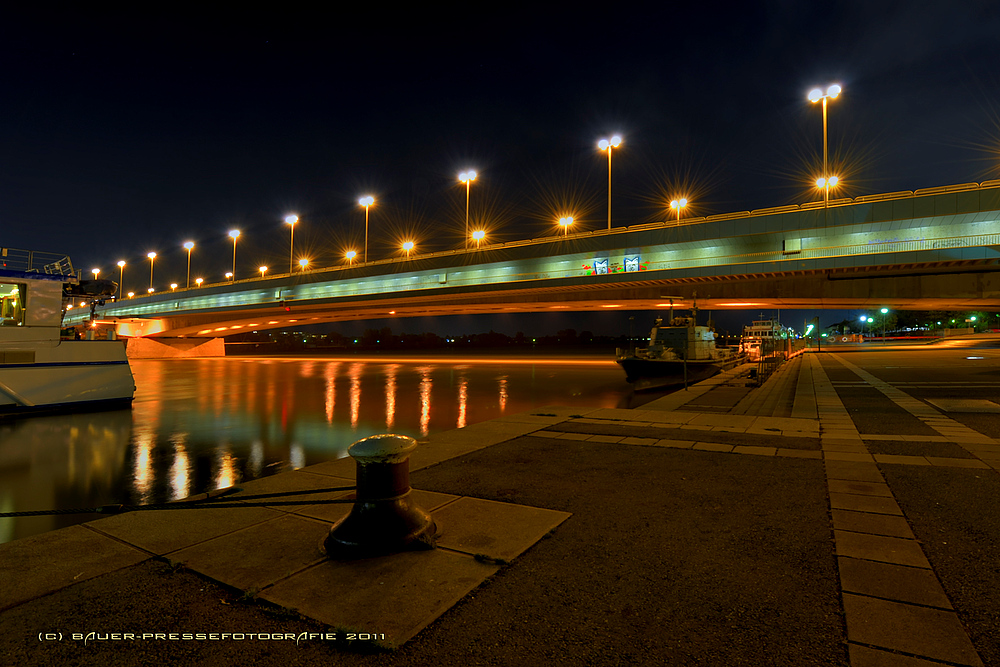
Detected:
[{"left": 125, "top": 337, "right": 226, "bottom": 359}]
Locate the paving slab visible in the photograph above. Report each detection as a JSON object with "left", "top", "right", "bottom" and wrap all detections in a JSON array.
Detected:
[
  {"left": 849, "top": 643, "right": 967, "bottom": 666},
  {"left": 831, "top": 509, "right": 915, "bottom": 539},
  {"left": 824, "top": 452, "right": 876, "bottom": 463},
  {"left": 838, "top": 556, "right": 952, "bottom": 609},
  {"left": 260, "top": 549, "right": 498, "bottom": 648},
  {"left": 829, "top": 493, "right": 903, "bottom": 516},
  {"left": 777, "top": 448, "right": 823, "bottom": 459},
  {"left": 842, "top": 593, "right": 983, "bottom": 666},
  {"left": 86, "top": 505, "right": 284, "bottom": 556},
  {"left": 585, "top": 434, "right": 625, "bottom": 443},
  {"left": 925, "top": 457, "right": 991, "bottom": 469},
  {"left": 828, "top": 480, "right": 894, "bottom": 498},
  {"left": 654, "top": 438, "right": 696, "bottom": 449},
  {"left": 834, "top": 530, "right": 930, "bottom": 568},
  {"left": 169, "top": 514, "right": 330, "bottom": 592},
  {"left": 825, "top": 461, "right": 885, "bottom": 482},
  {"left": 692, "top": 442, "right": 734, "bottom": 453},
  {"left": 431, "top": 496, "right": 572, "bottom": 561},
  {"left": 0, "top": 525, "right": 149, "bottom": 611},
  {"left": 732, "top": 445, "right": 776, "bottom": 456},
  {"left": 873, "top": 454, "right": 932, "bottom": 466}
]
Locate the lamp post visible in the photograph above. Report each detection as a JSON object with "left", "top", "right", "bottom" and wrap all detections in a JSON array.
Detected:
[
  {"left": 259, "top": 266, "right": 268, "bottom": 279},
  {"left": 225, "top": 272, "right": 233, "bottom": 282},
  {"left": 116, "top": 261, "right": 125, "bottom": 299},
  {"left": 346, "top": 250, "right": 357, "bottom": 266},
  {"left": 170, "top": 283, "right": 178, "bottom": 291},
  {"left": 183, "top": 241, "right": 195, "bottom": 288},
  {"left": 808, "top": 84, "right": 842, "bottom": 208},
  {"left": 859, "top": 314, "right": 867, "bottom": 338},
  {"left": 402, "top": 241, "right": 414, "bottom": 258},
  {"left": 598, "top": 135, "right": 622, "bottom": 230},
  {"left": 229, "top": 230, "right": 240, "bottom": 280},
  {"left": 195, "top": 278, "right": 203, "bottom": 287},
  {"left": 91, "top": 268, "right": 100, "bottom": 280},
  {"left": 299, "top": 258, "right": 309, "bottom": 272},
  {"left": 147, "top": 252, "right": 156, "bottom": 291},
  {"left": 559, "top": 216, "right": 573, "bottom": 236},
  {"left": 472, "top": 230, "right": 485, "bottom": 247},
  {"left": 284, "top": 215, "right": 298, "bottom": 273},
  {"left": 359, "top": 196, "right": 374, "bottom": 263},
  {"left": 880, "top": 307, "right": 889, "bottom": 344},
  {"left": 458, "top": 172, "right": 476, "bottom": 249},
  {"left": 670, "top": 198, "right": 688, "bottom": 223}
]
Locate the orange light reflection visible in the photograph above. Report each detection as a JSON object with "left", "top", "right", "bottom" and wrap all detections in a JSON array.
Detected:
[
  {"left": 457, "top": 374, "right": 468, "bottom": 429},
  {"left": 349, "top": 362, "right": 362, "bottom": 429},
  {"left": 418, "top": 366, "right": 433, "bottom": 436}
]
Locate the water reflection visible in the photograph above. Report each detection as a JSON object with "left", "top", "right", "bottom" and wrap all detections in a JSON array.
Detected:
[{"left": 0, "top": 355, "right": 631, "bottom": 543}]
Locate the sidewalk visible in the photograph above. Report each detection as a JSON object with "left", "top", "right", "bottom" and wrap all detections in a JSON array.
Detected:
[{"left": 2, "top": 352, "right": 997, "bottom": 666}]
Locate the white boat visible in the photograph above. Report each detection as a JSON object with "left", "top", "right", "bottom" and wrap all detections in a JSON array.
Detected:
[
  {"left": 0, "top": 249, "right": 135, "bottom": 416},
  {"left": 740, "top": 318, "right": 793, "bottom": 361}
]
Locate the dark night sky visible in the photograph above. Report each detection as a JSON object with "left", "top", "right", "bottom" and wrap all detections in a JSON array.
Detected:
[{"left": 3, "top": 3, "right": 1000, "bottom": 335}]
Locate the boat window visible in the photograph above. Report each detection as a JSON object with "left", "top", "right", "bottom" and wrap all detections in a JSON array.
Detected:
[{"left": 0, "top": 282, "right": 26, "bottom": 326}]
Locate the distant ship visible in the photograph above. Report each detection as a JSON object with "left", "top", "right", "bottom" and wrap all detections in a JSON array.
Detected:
[
  {"left": 740, "top": 318, "right": 793, "bottom": 361},
  {"left": 616, "top": 305, "right": 744, "bottom": 389}
]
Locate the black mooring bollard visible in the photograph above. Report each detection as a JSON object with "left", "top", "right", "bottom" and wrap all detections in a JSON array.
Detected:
[{"left": 323, "top": 434, "right": 437, "bottom": 559}]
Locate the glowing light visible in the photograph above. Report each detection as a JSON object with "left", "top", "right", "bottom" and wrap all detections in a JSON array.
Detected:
[
  {"left": 147, "top": 287, "right": 154, "bottom": 294},
  {"left": 419, "top": 367, "right": 432, "bottom": 436},
  {"left": 359, "top": 196, "right": 374, "bottom": 207},
  {"left": 402, "top": 241, "right": 415, "bottom": 257},
  {"left": 559, "top": 216, "right": 573, "bottom": 235},
  {"left": 346, "top": 250, "right": 357, "bottom": 264},
  {"left": 459, "top": 170, "right": 477, "bottom": 183},
  {"left": 225, "top": 272, "right": 233, "bottom": 280},
  {"left": 183, "top": 241, "right": 194, "bottom": 251},
  {"left": 147, "top": 252, "right": 156, "bottom": 259},
  {"left": 117, "top": 260, "right": 126, "bottom": 268},
  {"left": 472, "top": 229, "right": 486, "bottom": 244},
  {"left": 601, "top": 304, "right": 623, "bottom": 308},
  {"left": 195, "top": 277, "right": 203, "bottom": 287},
  {"left": 127, "top": 291, "right": 135, "bottom": 298},
  {"left": 349, "top": 362, "right": 362, "bottom": 429},
  {"left": 91, "top": 268, "right": 100, "bottom": 278},
  {"left": 457, "top": 374, "right": 468, "bottom": 429},
  {"left": 384, "top": 364, "right": 398, "bottom": 430},
  {"left": 670, "top": 198, "right": 688, "bottom": 222},
  {"left": 229, "top": 230, "right": 240, "bottom": 239},
  {"left": 284, "top": 214, "right": 298, "bottom": 225},
  {"left": 170, "top": 283, "right": 178, "bottom": 291},
  {"left": 298, "top": 258, "right": 309, "bottom": 270},
  {"left": 259, "top": 266, "right": 268, "bottom": 277}
]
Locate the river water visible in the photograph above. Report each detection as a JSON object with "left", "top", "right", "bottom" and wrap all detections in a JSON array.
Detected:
[{"left": 0, "top": 354, "right": 637, "bottom": 544}]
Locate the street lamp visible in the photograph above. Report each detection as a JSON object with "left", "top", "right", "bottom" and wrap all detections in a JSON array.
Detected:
[
  {"left": 91, "top": 268, "right": 100, "bottom": 279},
  {"left": 471, "top": 229, "right": 486, "bottom": 247},
  {"left": 229, "top": 230, "right": 240, "bottom": 279},
  {"left": 815, "top": 176, "right": 840, "bottom": 204},
  {"left": 402, "top": 241, "right": 415, "bottom": 258},
  {"left": 147, "top": 287, "right": 154, "bottom": 295},
  {"left": 127, "top": 291, "right": 134, "bottom": 298},
  {"left": 284, "top": 215, "right": 298, "bottom": 274},
  {"left": 880, "top": 307, "right": 889, "bottom": 344},
  {"left": 183, "top": 241, "right": 195, "bottom": 288},
  {"left": 345, "top": 250, "right": 357, "bottom": 265},
  {"left": 195, "top": 278, "right": 203, "bottom": 287},
  {"left": 458, "top": 172, "right": 476, "bottom": 249},
  {"left": 147, "top": 252, "right": 156, "bottom": 291},
  {"left": 117, "top": 260, "right": 125, "bottom": 299},
  {"left": 670, "top": 198, "right": 688, "bottom": 223},
  {"left": 170, "top": 283, "right": 178, "bottom": 291},
  {"left": 808, "top": 84, "right": 842, "bottom": 208},
  {"left": 359, "top": 196, "right": 374, "bottom": 263},
  {"left": 225, "top": 272, "right": 233, "bottom": 282},
  {"left": 259, "top": 266, "right": 268, "bottom": 279},
  {"left": 559, "top": 216, "right": 573, "bottom": 236},
  {"left": 298, "top": 258, "right": 309, "bottom": 271},
  {"left": 598, "top": 135, "right": 622, "bottom": 230}
]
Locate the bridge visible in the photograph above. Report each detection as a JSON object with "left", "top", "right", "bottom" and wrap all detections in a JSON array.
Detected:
[{"left": 64, "top": 181, "right": 1000, "bottom": 348}]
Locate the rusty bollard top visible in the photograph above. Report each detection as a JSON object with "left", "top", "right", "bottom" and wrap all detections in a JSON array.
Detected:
[{"left": 348, "top": 433, "right": 418, "bottom": 465}]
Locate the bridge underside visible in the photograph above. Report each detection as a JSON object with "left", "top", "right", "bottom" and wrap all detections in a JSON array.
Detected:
[{"left": 121, "top": 260, "right": 1000, "bottom": 337}]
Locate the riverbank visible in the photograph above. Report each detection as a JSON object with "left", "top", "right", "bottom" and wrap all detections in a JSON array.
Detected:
[{"left": 3, "top": 349, "right": 998, "bottom": 665}]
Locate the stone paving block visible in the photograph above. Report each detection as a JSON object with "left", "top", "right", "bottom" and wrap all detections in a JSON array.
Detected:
[
  {"left": 555, "top": 432, "right": 592, "bottom": 440},
  {"left": 688, "top": 413, "right": 757, "bottom": 428},
  {"left": 849, "top": 643, "right": 959, "bottom": 667},
  {"left": 828, "top": 480, "right": 894, "bottom": 497},
  {"left": 87, "top": 505, "right": 283, "bottom": 556},
  {"left": 842, "top": 594, "right": 983, "bottom": 666},
  {"left": 526, "top": 430, "right": 563, "bottom": 439},
  {"left": 303, "top": 456, "right": 357, "bottom": 478},
  {"left": 925, "top": 457, "right": 990, "bottom": 469},
  {"left": 825, "top": 461, "right": 884, "bottom": 482},
  {"left": 838, "top": 557, "right": 952, "bottom": 609},
  {"left": 692, "top": 442, "right": 734, "bottom": 453},
  {"left": 654, "top": 439, "right": 696, "bottom": 449},
  {"left": 261, "top": 549, "right": 498, "bottom": 648},
  {"left": 732, "top": 446, "right": 777, "bottom": 456},
  {"left": 679, "top": 423, "right": 714, "bottom": 431},
  {"left": 822, "top": 436, "right": 866, "bottom": 446},
  {"left": 619, "top": 421, "right": 653, "bottom": 428},
  {"left": 831, "top": 510, "right": 915, "bottom": 539},
  {"left": 834, "top": 530, "right": 930, "bottom": 568},
  {"left": 585, "top": 434, "right": 626, "bottom": 443},
  {"left": 776, "top": 448, "right": 823, "bottom": 459},
  {"left": 0, "top": 525, "right": 149, "bottom": 611},
  {"left": 170, "top": 514, "right": 330, "bottom": 592},
  {"left": 231, "top": 470, "right": 355, "bottom": 511},
  {"left": 873, "top": 455, "right": 931, "bottom": 466},
  {"left": 822, "top": 444, "right": 870, "bottom": 453},
  {"left": 620, "top": 436, "right": 659, "bottom": 446},
  {"left": 710, "top": 426, "right": 747, "bottom": 433},
  {"left": 431, "top": 496, "right": 571, "bottom": 561},
  {"left": 829, "top": 493, "right": 903, "bottom": 516},
  {"left": 825, "top": 451, "right": 876, "bottom": 463},
  {"left": 900, "top": 435, "right": 948, "bottom": 442},
  {"left": 749, "top": 415, "right": 819, "bottom": 434}
]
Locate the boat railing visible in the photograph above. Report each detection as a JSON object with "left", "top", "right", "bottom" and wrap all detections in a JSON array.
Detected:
[{"left": 1, "top": 248, "right": 75, "bottom": 276}]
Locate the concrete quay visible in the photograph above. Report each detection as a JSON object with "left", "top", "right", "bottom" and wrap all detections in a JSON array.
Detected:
[{"left": 3, "top": 348, "right": 1000, "bottom": 666}]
